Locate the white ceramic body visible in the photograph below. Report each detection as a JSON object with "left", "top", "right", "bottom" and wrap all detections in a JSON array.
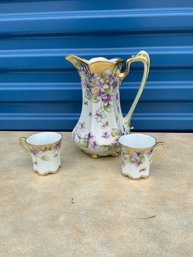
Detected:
[
  {"left": 30, "top": 149, "right": 61, "bottom": 175},
  {"left": 119, "top": 134, "right": 156, "bottom": 179},
  {"left": 73, "top": 82, "right": 129, "bottom": 156},
  {"left": 121, "top": 149, "right": 153, "bottom": 179},
  {"left": 66, "top": 52, "right": 150, "bottom": 157},
  {"left": 71, "top": 58, "right": 130, "bottom": 157},
  {"left": 19, "top": 132, "right": 62, "bottom": 176}
]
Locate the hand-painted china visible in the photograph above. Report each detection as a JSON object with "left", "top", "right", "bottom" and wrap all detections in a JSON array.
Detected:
[
  {"left": 119, "top": 134, "right": 167, "bottom": 179},
  {"left": 66, "top": 51, "right": 150, "bottom": 158},
  {"left": 19, "top": 132, "right": 62, "bottom": 176}
]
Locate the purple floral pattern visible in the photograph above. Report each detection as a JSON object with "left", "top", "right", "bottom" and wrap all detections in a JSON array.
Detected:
[
  {"left": 122, "top": 149, "right": 153, "bottom": 167},
  {"left": 72, "top": 60, "right": 128, "bottom": 156},
  {"left": 77, "top": 122, "right": 86, "bottom": 131},
  {"left": 94, "top": 108, "right": 106, "bottom": 122},
  {"left": 129, "top": 152, "right": 145, "bottom": 166},
  {"left": 30, "top": 141, "right": 61, "bottom": 161},
  {"left": 78, "top": 65, "right": 119, "bottom": 116},
  {"left": 75, "top": 124, "right": 121, "bottom": 153},
  {"left": 102, "top": 131, "right": 110, "bottom": 139}
]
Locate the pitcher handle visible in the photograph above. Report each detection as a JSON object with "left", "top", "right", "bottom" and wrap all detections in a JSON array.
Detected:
[
  {"left": 19, "top": 137, "right": 31, "bottom": 156},
  {"left": 119, "top": 51, "right": 150, "bottom": 128}
]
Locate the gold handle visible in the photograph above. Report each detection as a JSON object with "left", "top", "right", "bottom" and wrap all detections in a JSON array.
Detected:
[
  {"left": 118, "top": 51, "right": 150, "bottom": 128},
  {"left": 19, "top": 137, "right": 31, "bottom": 156},
  {"left": 152, "top": 142, "right": 168, "bottom": 160}
]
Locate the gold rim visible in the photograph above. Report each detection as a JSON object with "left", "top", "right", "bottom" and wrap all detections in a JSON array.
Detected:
[
  {"left": 25, "top": 132, "right": 63, "bottom": 149},
  {"left": 66, "top": 54, "right": 123, "bottom": 66},
  {"left": 66, "top": 54, "right": 124, "bottom": 76},
  {"left": 119, "top": 134, "right": 158, "bottom": 153}
]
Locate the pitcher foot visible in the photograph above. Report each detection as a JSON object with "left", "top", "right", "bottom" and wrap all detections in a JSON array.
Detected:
[
  {"left": 91, "top": 154, "right": 100, "bottom": 159},
  {"left": 111, "top": 152, "right": 119, "bottom": 157}
]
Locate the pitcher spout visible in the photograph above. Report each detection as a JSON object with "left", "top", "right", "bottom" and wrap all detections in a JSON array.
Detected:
[{"left": 65, "top": 54, "right": 89, "bottom": 70}]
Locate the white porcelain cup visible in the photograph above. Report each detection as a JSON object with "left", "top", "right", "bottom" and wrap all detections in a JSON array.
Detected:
[
  {"left": 119, "top": 133, "right": 167, "bottom": 179},
  {"left": 19, "top": 132, "right": 63, "bottom": 176}
]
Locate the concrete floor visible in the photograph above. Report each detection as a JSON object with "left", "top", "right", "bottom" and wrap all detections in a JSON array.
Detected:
[{"left": 0, "top": 132, "right": 193, "bottom": 257}]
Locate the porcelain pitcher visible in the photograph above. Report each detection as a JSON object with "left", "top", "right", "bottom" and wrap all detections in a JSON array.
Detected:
[{"left": 66, "top": 51, "right": 150, "bottom": 158}]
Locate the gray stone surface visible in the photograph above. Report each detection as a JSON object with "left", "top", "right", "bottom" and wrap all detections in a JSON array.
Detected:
[{"left": 0, "top": 132, "right": 193, "bottom": 257}]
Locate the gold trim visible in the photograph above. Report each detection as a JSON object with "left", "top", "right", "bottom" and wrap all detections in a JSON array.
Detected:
[
  {"left": 19, "top": 136, "right": 31, "bottom": 156},
  {"left": 81, "top": 150, "right": 120, "bottom": 158},
  {"left": 121, "top": 144, "right": 155, "bottom": 153},
  {"left": 119, "top": 134, "right": 158, "bottom": 153},
  {"left": 118, "top": 51, "right": 150, "bottom": 82},
  {"left": 66, "top": 54, "right": 123, "bottom": 67},
  {"left": 19, "top": 132, "right": 63, "bottom": 161},
  {"left": 91, "top": 154, "right": 99, "bottom": 159},
  {"left": 26, "top": 132, "right": 63, "bottom": 149},
  {"left": 120, "top": 141, "right": 168, "bottom": 155},
  {"left": 66, "top": 54, "right": 123, "bottom": 76},
  {"left": 111, "top": 152, "right": 119, "bottom": 157},
  {"left": 118, "top": 51, "right": 150, "bottom": 128},
  {"left": 90, "top": 152, "right": 120, "bottom": 158},
  {"left": 152, "top": 142, "right": 168, "bottom": 159}
]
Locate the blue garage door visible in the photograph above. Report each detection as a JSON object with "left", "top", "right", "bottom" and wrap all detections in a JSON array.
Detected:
[{"left": 0, "top": 0, "right": 193, "bottom": 131}]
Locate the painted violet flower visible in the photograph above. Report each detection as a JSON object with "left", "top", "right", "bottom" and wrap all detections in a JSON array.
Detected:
[
  {"left": 106, "top": 73, "right": 117, "bottom": 88},
  {"left": 94, "top": 109, "right": 106, "bottom": 122},
  {"left": 98, "top": 92, "right": 113, "bottom": 106},
  {"left": 53, "top": 142, "right": 61, "bottom": 150},
  {"left": 146, "top": 149, "right": 153, "bottom": 156},
  {"left": 129, "top": 152, "right": 143, "bottom": 166},
  {"left": 90, "top": 72, "right": 98, "bottom": 82},
  {"left": 85, "top": 133, "right": 98, "bottom": 149},
  {"left": 102, "top": 131, "right": 110, "bottom": 139},
  {"left": 90, "top": 140, "right": 98, "bottom": 148},
  {"left": 32, "top": 148, "right": 41, "bottom": 155},
  {"left": 77, "top": 121, "right": 86, "bottom": 132},
  {"left": 85, "top": 132, "right": 94, "bottom": 143}
]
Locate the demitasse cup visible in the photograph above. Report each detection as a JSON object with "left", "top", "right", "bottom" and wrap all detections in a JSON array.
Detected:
[
  {"left": 19, "top": 132, "right": 63, "bottom": 176},
  {"left": 119, "top": 133, "right": 167, "bottom": 180}
]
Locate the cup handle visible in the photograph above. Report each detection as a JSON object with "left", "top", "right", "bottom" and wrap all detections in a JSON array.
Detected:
[
  {"left": 152, "top": 142, "right": 168, "bottom": 160},
  {"left": 19, "top": 137, "right": 31, "bottom": 156}
]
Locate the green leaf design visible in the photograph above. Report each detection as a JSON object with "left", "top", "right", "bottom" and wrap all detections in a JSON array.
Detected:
[
  {"left": 101, "top": 69, "right": 112, "bottom": 79},
  {"left": 85, "top": 90, "right": 91, "bottom": 100},
  {"left": 90, "top": 81, "right": 96, "bottom": 88},
  {"left": 99, "top": 143, "right": 118, "bottom": 153},
  {"left": 122, "top": 153, "right": 130, "bottom": 163},
  {"left": 111, "top": 128, "right": 120, "bottom": 137},
  {"left": 48, "top": 145, "right": 52, "bottom": 151},
  {"left": 91, "top": 94, "right": 99, "bottom": 103},
  {"left": 99, "top": 145, "right": 111, "bottom": 152},
  {"left": 140, "top": 156, "right": 145, "bottom": 163},
  {"left": 105, "top": 86, "right": 113, "bottom": 94},
  {"left": 104, "top": 104, "right": 112, "bottom": 113},
  {"left": 79, "top": 138, "right": 88, "bottom": 148},
  {"left": 40, "top": 155, "right": 49, "bottom": 161}
]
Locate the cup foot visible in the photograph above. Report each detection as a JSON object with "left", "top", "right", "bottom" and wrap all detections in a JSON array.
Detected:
[
  {"left": 122, "top": 172, "right": 149, "bottom": 180},
  {"left": 33, "top": 165, "right": 61, "bottom": 176}
]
